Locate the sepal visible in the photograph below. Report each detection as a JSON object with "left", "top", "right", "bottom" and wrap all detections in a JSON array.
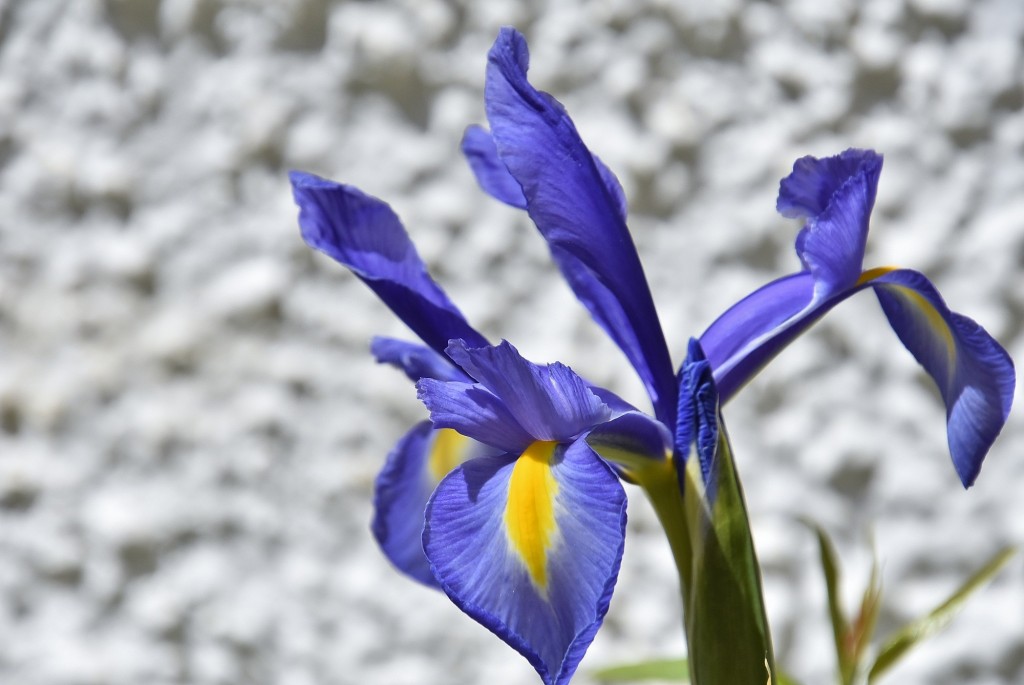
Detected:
[
  {"left": 423, "top": 440, "right": 627, "bottom": 685},
  {"left": 372, "top": 423, "right": 490, "bottom": 586}
]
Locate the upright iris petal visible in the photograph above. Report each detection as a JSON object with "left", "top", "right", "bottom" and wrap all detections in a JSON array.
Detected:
[
  {"left": 290, "top": 171, "right": 488, "bottom": 357},
  {"left": 783, "top": 150, "right": 881, "bottom": 296},
  {"left": 481, "top": 27, "right": 677, "bottom": 428},
  {"left": 417, "top": 340, "right": 626, "bottom": 685},
  {"left": 290, "top": 172, "right": 500, "bottom": 587},
  {"left": 462, "top": 124, "right": 630, "bottom": 222},
  {"left": 461, "top": 125, "right": 528, "bottom": 210},
  {"left": 700, "top": 149, "right": 1014, "bottom": 486}
]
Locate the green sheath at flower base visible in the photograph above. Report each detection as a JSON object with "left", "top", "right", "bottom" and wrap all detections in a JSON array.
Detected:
[{"left": 593, "top": 341, "right": 776, "bottom": 685}]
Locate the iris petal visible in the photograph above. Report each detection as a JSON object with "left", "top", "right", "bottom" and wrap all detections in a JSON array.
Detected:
[
  {"left": 290, "top": 171, "right": 488, "bottom": 357},
  {"left": 371, "top": 337, "right": 468, "bottom": 382},
  {"left": 866, "top": 268, "right": 1015, "bottom": 486},
  {"left": 446, "top": 339, "right": 611, "bottom": 442},
  {"left": 702, "top": 266, "right": 1014, "bottom": 487},
  {"left": 417, "top": 377, "right": 533, "bottom": 452},
  {"left": 700, "top": 272, "right": 820, "bottom": 401},
  {"left": 483, "top": 28, "right": 676, "bottom": 427},
  {"left": 461, "top": 125, "right": 527, "bottom": 209},
  {"left": 372, "top": 423, "right": 490, "bottom": 586},
  {"left": 423, "top": 440, "right": 626, "bottom": 685},
  {"left": 586, "top": 410, "right": 673, "bottom": 483},
  {"left": 779, "top": 150, "right": 882, "bottom": 296},
  {"left": 462, "top": 125, "right": 629, "bottom": 221}
]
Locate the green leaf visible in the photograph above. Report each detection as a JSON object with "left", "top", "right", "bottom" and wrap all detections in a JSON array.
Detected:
[
  {"left": 867, "top": 546, "right": 1017, "bottom": 683},
  {"left": 681, "top": 420, "right": 776, "bottom": 685},
  {"left": 592, "top": 657, "right": 806, "bottom": 685},
  {"left": 801, "top": 519, "right": 853, "bottom": 682},
  {"left": 592, "top": 658, "right": 689, "bottom": 682}
]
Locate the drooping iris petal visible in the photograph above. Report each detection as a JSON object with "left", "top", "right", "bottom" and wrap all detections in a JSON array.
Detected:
[
  {"left": 780, "top": 149, "right": 882, "bottom": 296},
  {"left": 701, "top": 265, "right": 1014, "bottom": 487},
  {"left": 424, "top": 439, "right": 626, "bottom": 685},
  {"left": 462, "top": 125, "right": 629, "bottom": 221},
  {"left": 417, "top": 378, "right": 534, "bottom": 452},
  {"left": 445, "top": 339, "right": 611, "bottom": 442},
  {"left": 704, "top": 149, "right": 1013, "bottom": 485},
  {"left": 371, "top": 337, "right": 469, "bottom": 382},
  {"left": 290, "top": 171, "right": 488, "bottom": 357},
  {"left": 866, "top": 268, "right": 1015, "bottom": 486},
  {"left": 483, "top": 28, "right": 677, "bottom": 428},
  {"left": 372, "top": 423, "right": 491, "bottom": 586}
]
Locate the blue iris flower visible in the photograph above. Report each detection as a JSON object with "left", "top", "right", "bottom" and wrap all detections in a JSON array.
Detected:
[
  {"left": 700, "top": 150, "right": 1016, "bottom": 486},
  {"left": 290, "top": 26, "right": 1013, "bottom": 685}
]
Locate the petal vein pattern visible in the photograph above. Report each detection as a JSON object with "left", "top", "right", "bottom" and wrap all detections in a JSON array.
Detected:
[{"left": 425, "top": 441, "right": 626, "bottom": 685}]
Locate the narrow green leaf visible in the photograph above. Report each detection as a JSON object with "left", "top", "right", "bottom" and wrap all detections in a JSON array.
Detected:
[
  {"left": 801, "top": 519, "right": 853, "bottom": 682},
  {"left": 867, "top": 546, "right": 1018, "bottom": 682},
  {"left": 592, "top": 658, "right": 689, "bottom": 682},
  {"left": 592, "top": 657, "right": 806, "bottom": 685}
]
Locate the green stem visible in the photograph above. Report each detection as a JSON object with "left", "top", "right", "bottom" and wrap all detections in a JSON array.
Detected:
[{"left": 640, "top": 466, "right": 701, "bottom": 679}]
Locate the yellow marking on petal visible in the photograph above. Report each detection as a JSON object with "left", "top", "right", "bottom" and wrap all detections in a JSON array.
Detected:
[
  {"left": 505, "top": 440, "right": 560, "bottom": 594},
  {"left": 858, "top": 267, "right": 957, "bottom": 366},
  {"left": 857, "top": 265, "right": 897, "bottom": 285},
  {"left": 428, "top": 428, "right": 470, "bottom": 483},
  {"left": 893, "top": 286, "right": 957, "bottom": 364}
]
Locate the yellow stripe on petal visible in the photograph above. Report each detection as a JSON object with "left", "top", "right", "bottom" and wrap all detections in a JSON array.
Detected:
[
  {"left": 860, "top": 267, "right": 957, "bottom": 366},
  {"left": 505, "top": 440, "right": 560, "bottom": 595},
  {"left": 428, "top": 428, "right": 470, "bottom": 483},
  {"left": 892, "top": 286, "right": 957, "bottom": 362},
  {"left": 857, "top": 265, "right": 897, "bottom": 284}
]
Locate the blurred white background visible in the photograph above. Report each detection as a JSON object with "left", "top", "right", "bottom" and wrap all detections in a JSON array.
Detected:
[{"left": 0, "top": 0, "right": 1021, "bottom": 683}]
